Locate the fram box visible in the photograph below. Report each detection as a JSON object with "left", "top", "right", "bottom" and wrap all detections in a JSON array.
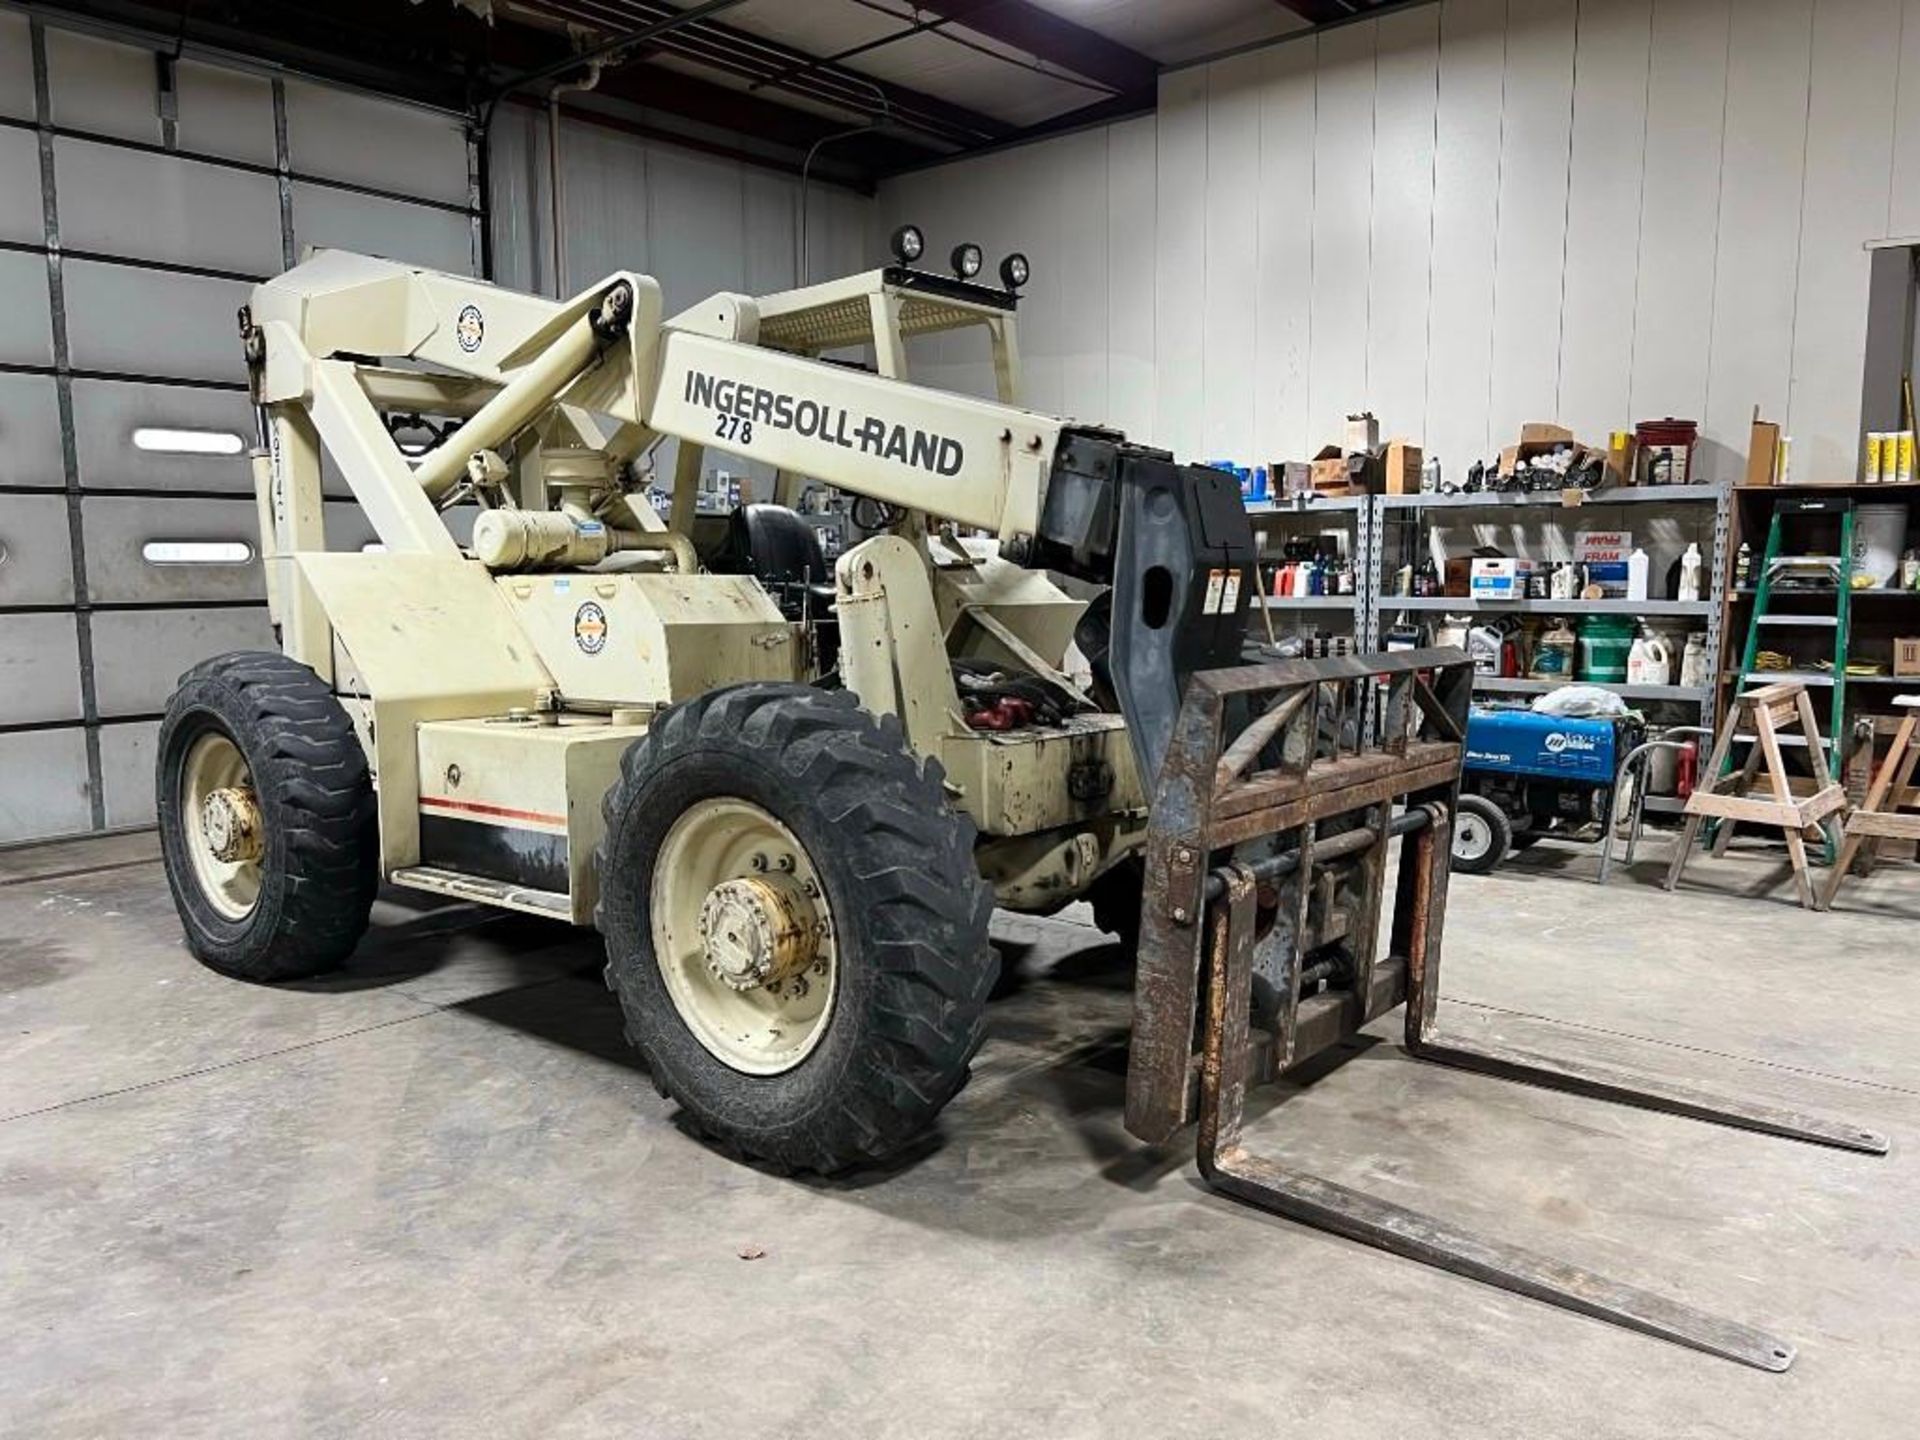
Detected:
[{"left": 1575, "top": 529, "right": 1632, "bottom": 598}]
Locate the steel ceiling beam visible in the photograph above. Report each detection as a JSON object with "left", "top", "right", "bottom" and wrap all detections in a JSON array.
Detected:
[
  {"left": 898, "top": 0, "right": 1159, "bottom": 95},
  {"left": 519, "top": 0, "right": 1013, "bottom": 148},
  {"left": 1270, "top": 0, "right": 1364, "bottom": 24}
]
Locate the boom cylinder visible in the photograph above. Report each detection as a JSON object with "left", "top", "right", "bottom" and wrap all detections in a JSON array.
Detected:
[{"left": 410, "top": 284, "right": 631, "bottom": 500}]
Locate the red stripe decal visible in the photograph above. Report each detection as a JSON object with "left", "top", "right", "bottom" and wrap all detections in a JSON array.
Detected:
[{"left": 420, "top": 794, "right": 568, "bottom": 829}]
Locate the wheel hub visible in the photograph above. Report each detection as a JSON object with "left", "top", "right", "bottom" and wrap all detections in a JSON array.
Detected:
[
  {"left": 200, "top": 785, "right": 263, "bottom": 864},
  {"left": 697, "top": 874, "right": 820, "bottom": 992}
]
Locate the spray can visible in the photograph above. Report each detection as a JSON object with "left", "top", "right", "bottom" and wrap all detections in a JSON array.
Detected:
[
  {"left": 1866, "top": 434, "right": 1885, "bottom": 484},
  {"left": 1901, "top": 431, "right": 1916, "bottom": 485}
]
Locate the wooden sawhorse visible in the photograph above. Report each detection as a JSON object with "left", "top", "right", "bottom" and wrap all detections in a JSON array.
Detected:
[
  {"left": 1664, "top": 680, "right": 1847, "bottom": 910},
  {"left": 1821, "top": 695, "right": 1920, "bottom": 910}
]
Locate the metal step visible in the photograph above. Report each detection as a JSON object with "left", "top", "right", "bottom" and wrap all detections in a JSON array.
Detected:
[
  {"left": 390, "top": 865, "right": 574, "bottom": 920},
  {"left": 1754, "top": 614, "right": 1839, "bottom": 628},
  {"left": 1742, "top": 671, "right": 1834, "bottom": 687}
]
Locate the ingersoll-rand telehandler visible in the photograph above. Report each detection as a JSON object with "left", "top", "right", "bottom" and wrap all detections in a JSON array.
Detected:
[{"left": 156, "top": 232, "right": 1882, "bottom": 1370}]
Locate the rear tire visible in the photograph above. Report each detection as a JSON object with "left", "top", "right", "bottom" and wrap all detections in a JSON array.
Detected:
[
  {"left": 1450, "top": 793, "right": 1512, "bottom": 875},
  {"left": 156, "top": 652, "right": 377, "bottom": 981},
  {"left": 595, "top": 683, "right": 995, "bottom": 1174}
]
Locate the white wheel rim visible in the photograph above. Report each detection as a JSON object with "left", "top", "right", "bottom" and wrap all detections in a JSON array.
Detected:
[
  {"left": 650, "top": 798, "right": 838, "bottom": 1075},
  {"left": 1454, "top": 813, "right": 1493, "bottom": 862},
  {"left": 182, "top": 731, "right": 263, "bottom": 920}
]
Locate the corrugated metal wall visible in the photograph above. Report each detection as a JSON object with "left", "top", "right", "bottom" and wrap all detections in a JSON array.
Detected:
[
  {"left": 0, "top": 11, "right": 481, "bottom": 844},
  {"left": 879, "top": 0, "right": 1920, "bottom": 488}
]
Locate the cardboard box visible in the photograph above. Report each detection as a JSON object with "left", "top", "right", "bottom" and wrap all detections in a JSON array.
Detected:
[
  {"left": 1383, "top": 439, "right": 1423, "bottom": 495},
  {"left": 1498, "top": 422, "right": 1588, "bottom": 478},
  {"left": 1273, "top": 460, "right": 1313, "bottom": 499},
  {"left": 1470, "top": 557, "right": 1533, "bottom": 601},
  {"left": 1575, "top": 530, "right": 1632, "bottom": 598},
  {"left": 1442, "top": 557, "right": 1474, "bottom": 597},
  {"left": 1346, "top": 412, "right": 1380, "bottom": 454},
  {"left": 1310, "top": 446, "right": 1379, "bottom": 495},
  {"left": 1895, "top": 637, "right": 1920, "bottom": 678},
  {"left": 1746, "top": 409, "right": 1781, "bottom": 488}
]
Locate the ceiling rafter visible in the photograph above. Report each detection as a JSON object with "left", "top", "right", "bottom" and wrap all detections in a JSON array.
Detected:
[{"left": 891, "top": 0, "right": 1159, "bottom": 96}]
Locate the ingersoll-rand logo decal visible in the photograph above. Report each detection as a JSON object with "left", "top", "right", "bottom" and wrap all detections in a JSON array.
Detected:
[
  {"left": 683, "top": 370, "right": 965, "bottom": 476},
  {"left": 574, "top": 602, "right": 608, "bottom": 655}
]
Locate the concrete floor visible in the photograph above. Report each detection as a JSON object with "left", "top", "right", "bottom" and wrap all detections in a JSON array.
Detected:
[{"left": 3, "top": 830, "right": 1918, "bottom": 1439}]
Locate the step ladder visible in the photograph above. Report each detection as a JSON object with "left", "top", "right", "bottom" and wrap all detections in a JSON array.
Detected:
[{"left": 1732, "top": 494, "right": 1856, "bottom": 775}]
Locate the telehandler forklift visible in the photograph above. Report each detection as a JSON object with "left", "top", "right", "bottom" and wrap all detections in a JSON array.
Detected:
[{"left": 157, "top": 235, "right": 1883, "bottom": 1370}]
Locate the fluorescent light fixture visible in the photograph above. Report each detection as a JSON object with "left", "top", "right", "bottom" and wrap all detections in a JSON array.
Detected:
[
  {"left": 142, "top": 540, "right": 254, "bottom": 564},
  {"left": 132, "top": 427, "right": 245, "bottom": 456}
]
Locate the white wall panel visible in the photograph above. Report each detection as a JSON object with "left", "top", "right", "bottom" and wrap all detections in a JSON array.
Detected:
[
  {"left": 99, "top": 720, "right": 159, "bottom": 829},
  {"left": 875, "top": 0, "right": 1915, "bottom": 480},
  {"left": 1557, "top": 0, "right": 1651, "bottom": 444},
  {"left": 1705, "top": 0, "right": 1813, "bottom": 457},
  {"left": 1201, "top": 51, "right": 1263, "bottom": 459},
  {"left": 1425, "top": 0, "right": 1507, "bottom": 471},
  {"left": 0, "top": 12, "right": 32, "bottom": 120},
  {"left": 1106, "top": 115, "right": 1158, "bottom": 441},
  {"left": 648, "top": 145, "right": 749, "bottom": 319},
  {"left": 0, "top": 613, "right": 83, "bottom": 724},
  {"left": 55, "top": 139, "right": 281, "bottom": 274},
  {"left": 558, "top": 119, "right": 654, "bottom": 292},
  {"left": 1307, "top": 24, "right": 1376, "bottom": 452},
  {"left": 0, "top": 495, "right": 76, "bottom": 606},
  {"left": 1154, "top": 67, "right": 1209, "bottom": 459},
  {"left": 1051, "top": 127, "right": 1110, "bottom": 426},
  {"left": 44, "top": 28, "right": 162, "bottom": 142},
  {"left": 175, "top": 60, "right": 276, "bottom": 166},
  {"left": 84, "top": 496, "right": 264, "bottom": 605},
  {"left": 91, "top": 607, "right": 274, "bottom": 718},
  {"left": 1790, "top": 0, "right": 1903, "bottom": 482},
  {"left": 1365, "top": 6, "right": 1440, "bottom": 447},
  {"left": 0, "top": 127, "right": 41, "bottom": 244},
  {"left": 284, "top": 80, "right": 470, "bottom": 206},
  {"left": 62, "top": 260, "right": 249, "bottom": 382},
  {"left": 0, "top": 730, "right": 91, "bottom": 844},
  {"left": 1252, "top": 42, "right": 1316, "bottom": 464},
  {"left": 0, "top": 250, "right": 55, "bottom": 367},
  {"left": 1487, "top": 0, "right": 1575, "bottom": 445},
  {"left": 71, "top": 379, "right": 256, "bottom": 494},
  {"left": 290, "top": 182, "right": 474, "bottom": 277},
  {"left": 1893, "top": 0, "right": 1920, "bottom": 238},
  {"left": 0, "top": 373, "right": 65, "bottom": 488},
  {"left": 1627, "top": 0, "right": 1730, "bottom": 429}
]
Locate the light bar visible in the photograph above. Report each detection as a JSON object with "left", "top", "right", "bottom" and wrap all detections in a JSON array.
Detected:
[
  {"left": 142, "top": 540, "right": 254, "bottom": 564},
  {"left": 133, "top": 427, "right": 245, "bottom": 456}
]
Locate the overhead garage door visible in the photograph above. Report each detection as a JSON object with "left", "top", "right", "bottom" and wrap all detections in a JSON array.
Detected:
[{"left": 0, "top": 13, "right": 482, "bottom": 844}]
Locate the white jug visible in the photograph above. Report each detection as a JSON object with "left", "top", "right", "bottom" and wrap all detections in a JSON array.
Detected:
[{"left": 1626, "top": 631, "right": 1671, "bottom": 686}]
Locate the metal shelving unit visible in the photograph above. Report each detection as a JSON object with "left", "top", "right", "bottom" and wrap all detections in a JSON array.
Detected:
[
  {"left": 1247, "top": 482, "right": 1733, "bottom": 727},
  {"left": 1377, "top": 596, "right": 1715, "bottom": 617},
  {"left": 1246, "top": 495, "right": 1373, "bottom": 647}
]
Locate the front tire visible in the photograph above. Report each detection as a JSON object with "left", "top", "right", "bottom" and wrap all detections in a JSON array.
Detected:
[
  {"left": 595, "top": 683, "right": 995, "bottom": 1173},
  {"left": 1451, "top": 793, "right": 1512, "bottom": 875},
  {"left": 156, "top": 652, "right": 377, "bottom": 981}
]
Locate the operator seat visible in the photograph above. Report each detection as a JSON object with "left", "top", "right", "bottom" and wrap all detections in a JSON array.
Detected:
[{"left": 710, "top": 503, "right": 839, "bottom": 669}]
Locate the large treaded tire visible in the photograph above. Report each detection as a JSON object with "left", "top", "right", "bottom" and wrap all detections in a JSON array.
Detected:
[
  {"left": 595, "top": 683, "right": 996, "bottom": 1174},
  {"left": 156, "top": 651, "right": 377, "bottom": 982}
]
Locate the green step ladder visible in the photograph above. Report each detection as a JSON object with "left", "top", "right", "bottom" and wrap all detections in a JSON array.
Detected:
[
  {"left": 1706, "top": 495, "right": 1855, "bottom": 859},
  {"left": 1732, "top": 494, "right": 1855, "bottom": 776}
]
